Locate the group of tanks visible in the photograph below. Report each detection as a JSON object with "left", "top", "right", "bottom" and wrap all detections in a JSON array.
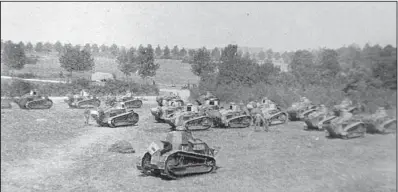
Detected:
[
  {"left": 3, "top": 89, "right": 396, "bottom": 180},
  {"left": 2, "top": 89, "right": 143, "bottom": 128},
  {"left": 286, "top": 97, "right": 397, "bottom": 139}
]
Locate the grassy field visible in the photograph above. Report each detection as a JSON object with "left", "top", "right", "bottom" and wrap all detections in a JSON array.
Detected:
[
  {"left": 1, "top": 53, "right": 200, "bottom": 87},
  {"left": 1, "top": 99, "right": 396, "bottom": 192}
]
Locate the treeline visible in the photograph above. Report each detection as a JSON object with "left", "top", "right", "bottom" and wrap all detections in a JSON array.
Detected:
[
  {"left": 0, "top": 39, "right": 287, "bottom": 63},
  {"left": 188, "top": 44, "right": 397, "bottom": 113}
]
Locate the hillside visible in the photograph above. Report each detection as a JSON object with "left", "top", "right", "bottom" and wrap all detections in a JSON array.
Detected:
[{"left": 0, "top": 53, "right": 200, "bottom": 88}]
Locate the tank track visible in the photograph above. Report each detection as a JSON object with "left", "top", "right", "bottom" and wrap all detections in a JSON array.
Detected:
[
  {"left": 26, "top": 99, "right": 53, "bottom": 109},
  {"left": 163, "top": 151, "right": 216, "bottom": 179},
  {"left": 267, "top": 112, "right": 288, "bottom": 125},
  {"left": 226, "top": 115, "right": 252, "bottom": 128},
  {"left": 184, "top": 116, "right": 213, "bottom": 131},
  {"left": 76, "top": 99, "right": 101, "bottom": 108},
  {"left": 108, "top": 112, "right": 139, "bottom": 127},
  {"left": 124, "top": 100, "right": 143, "bottom": 108}
]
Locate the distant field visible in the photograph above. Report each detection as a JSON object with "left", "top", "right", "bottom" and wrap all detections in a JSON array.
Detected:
[{"left": 1, "top": 53, "right": 200, "bottom": 87}]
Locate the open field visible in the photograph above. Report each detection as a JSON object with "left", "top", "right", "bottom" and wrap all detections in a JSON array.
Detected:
[
  {"left": 1, "top": 53, "right": 200, "bottom": 88},
  {"left": 1, "top": 98, "right": 396, "bottom": 192}
]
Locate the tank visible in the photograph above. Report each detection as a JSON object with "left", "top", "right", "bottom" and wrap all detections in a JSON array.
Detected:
[
  {"left": 65, "top": 94, "right": 101, "bottom": 109},
  {"left": 90, "top": 102, "right": 139, "bottom": 128},
  {"left": 317, "top": 99, "right": 361, "bottom": 130},
  {"left": 216, "top": 102, "right": 252, "bottom": 128},
  {"left": 15, "top": 93, "right": 53, "bottom": 109},
  {"left": 118, "top": 96, "right": 143, "bottom": 109},
  {"left": 323, "top": 110, "right": 366, "bottom": 139},
  {"left": 303, "top": 105, "right": 330, "bottom": 130},
  {"left": 357, "top": 107, "right": 397, "bottom": 134},
  {"left": 257, "top": 98, "right": 288, "bottom": 126},
  {"left": 136, "top": 127, "right": 218, "bottom": 179},
  {"left": 151, "top": 98, "right": 185, "bottom": 123},
  {"left": 1, "top": 98, "right": 12, "bottom": 109},
  {"left": 287, "top": 97, "right": 315, "bottom": 121},
  {"left": 165, "top": 103, "right": 213, "bottom": 131}
]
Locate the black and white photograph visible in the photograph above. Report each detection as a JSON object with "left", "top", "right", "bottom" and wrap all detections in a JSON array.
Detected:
[{"left": 1, "top": 1, "right": 397, "bottom": 191}]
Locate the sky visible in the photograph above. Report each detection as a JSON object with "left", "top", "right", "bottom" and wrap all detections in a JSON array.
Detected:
[{"left": 1, "top": 2, "right": 396, "bottom": 52}]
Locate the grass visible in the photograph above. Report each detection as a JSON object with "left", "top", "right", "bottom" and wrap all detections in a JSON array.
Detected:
[
  {"left": 1, "top": 99, "right": 396, "bottom": 192},
  {"left": 1, "top": 52, "right": 200, "bottom": 87}
]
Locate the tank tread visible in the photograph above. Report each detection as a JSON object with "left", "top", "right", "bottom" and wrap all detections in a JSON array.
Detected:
[
  {"left": 108, "top": 112, "right": 139, "bottom": 127},
  {"left": 163, "top": 151, "right": 216, "bottom": 179},
  {"left": 226, "top": 115, "right": 252, "bottom": 128},
  {"left": 184, "top": 116, "right": 213, "bottom": 131},
  {"left": 77, "top": 99, "right": 101, "bottom": 108},
  {"left": 124, "top": 100, "right": 143, "bottom": 108},
  {"left": 26, "top": 99, "right": 53, "bottom": 109}
]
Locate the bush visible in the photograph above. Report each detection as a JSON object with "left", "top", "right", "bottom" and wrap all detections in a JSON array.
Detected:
[
  {"left": 15, "top": 72, "right": 37, "bottom": 79},
  {"left": 25, "top": 55, "right": 39, "bottom": 65},
  {"left": 1, "top": 79, "right": 34, "bottom": 97},
  {"left": 29, "top": 79, "right": 160, "bottom": 97}
]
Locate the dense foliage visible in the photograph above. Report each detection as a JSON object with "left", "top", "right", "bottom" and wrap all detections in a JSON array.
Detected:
[{"left": 189, "top": 44, "right": 397, "bottom": 112}]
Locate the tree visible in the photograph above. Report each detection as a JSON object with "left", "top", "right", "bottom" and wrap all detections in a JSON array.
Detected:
[
  {"left": 110, "top": 44, "right": 119, "bottom": 57},
  {"left": 42, "top": 42, "right": 53, "bottom": 54},
  {"left": 54, "top": 41, "right": 63, "bottom": 53},
  {"left": 172, "top": 45, "right": 179, "bottom": 59},
  {"left": 274, "top": 52, "right": 281, "bottom": 60},
  {"left": 320, "top": 49, "right": 341, "bottom": 76},
  {"left": 266, "top": 49, "right": 273, "bottom": 60},
  {"left": 155, "top": 45, "right": 162, "bottom": 58},
  {"left": 59, "top": 47, "right": 95, "bottom": 81},
  {"left": 35, "top": 42, "right": 43, "bottom": 52},
  {"left": 117, "top": 47, "right": 138, "bottom": 80},
  {"left": 211, "top": 47, "right": 221, "bottom": 61},
  {"left": 179, "top": 48, "right": 187, "bottom": 58},
  {"left": 17, "top": 41, "right": 25, "bottom": 50},
  {"left": 83, "top": 43, "right": 91, "bottom": 53},
  {"left": 188, "top": 49, "right": 195, "bottom": 58},
  {"left": 136, "top": 44, "right": 160, "bottom": 79},
  {"left": 218, "top": 44, "right": 258, "bottom": 87},
  {"left": 91, "top": 44, "right": 99, "bottom": 54},
  {"left": 74, "top": 44, "right": 81, "bottom": 51},
  {"left": 100, "top": 44, "right": 108, "bottom": 53},
  {"left": 163, "top": 46, "right": 171, "bottom": 59},
  {"left": 26, "top": 42, "right": 33, "bottom": 52},
  {"left": 258, "top": 50, "right": 266, "bottom": 61},
  {"left": 2, "top": 42, "right": 27, "bottom": 75},
  {"left": 190, "top": 47, "right": 214, "bottom": 78}
]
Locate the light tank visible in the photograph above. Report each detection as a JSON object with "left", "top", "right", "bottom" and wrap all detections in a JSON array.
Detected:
[
  {"left": 164, "top": 103, "right": 213, "bottom": 131},
  {"left": 15, "top": 91, "right": 53, "bottom": 109},
  {"left": 257, "top": 98, "right": 288, "bottom": 126},
  {"left": 136, "top": 126, "right": 218, "bottom": 179},
  {"left": 287, "top": 97, "right": 316, "bottom": 121},
  {"left": 151, "top": 98, "right": 185, "bottom": 123},
  {"left": 64, "top": 94, "right": 101, "bottom": 109},
  {"left": 90, "top": 102, "right": 139, "bottom": 128},
  {"left": 216, "top": 102, "right": 252, "bottom": 128},
  {"left": 356, "top": 107, "right": 396, "bottom": 134},
  {"left": 323, "top": 109, "right": 366, "bottom": 139}
]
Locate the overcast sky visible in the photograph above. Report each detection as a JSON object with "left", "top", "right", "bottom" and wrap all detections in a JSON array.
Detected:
[{"left": 1, "top": 2, "right": 396, "bottom": 52}]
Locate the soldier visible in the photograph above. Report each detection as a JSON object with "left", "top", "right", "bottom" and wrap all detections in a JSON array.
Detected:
[{"left": 83, "top": 107, "right": 91, "bottom": 125}]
